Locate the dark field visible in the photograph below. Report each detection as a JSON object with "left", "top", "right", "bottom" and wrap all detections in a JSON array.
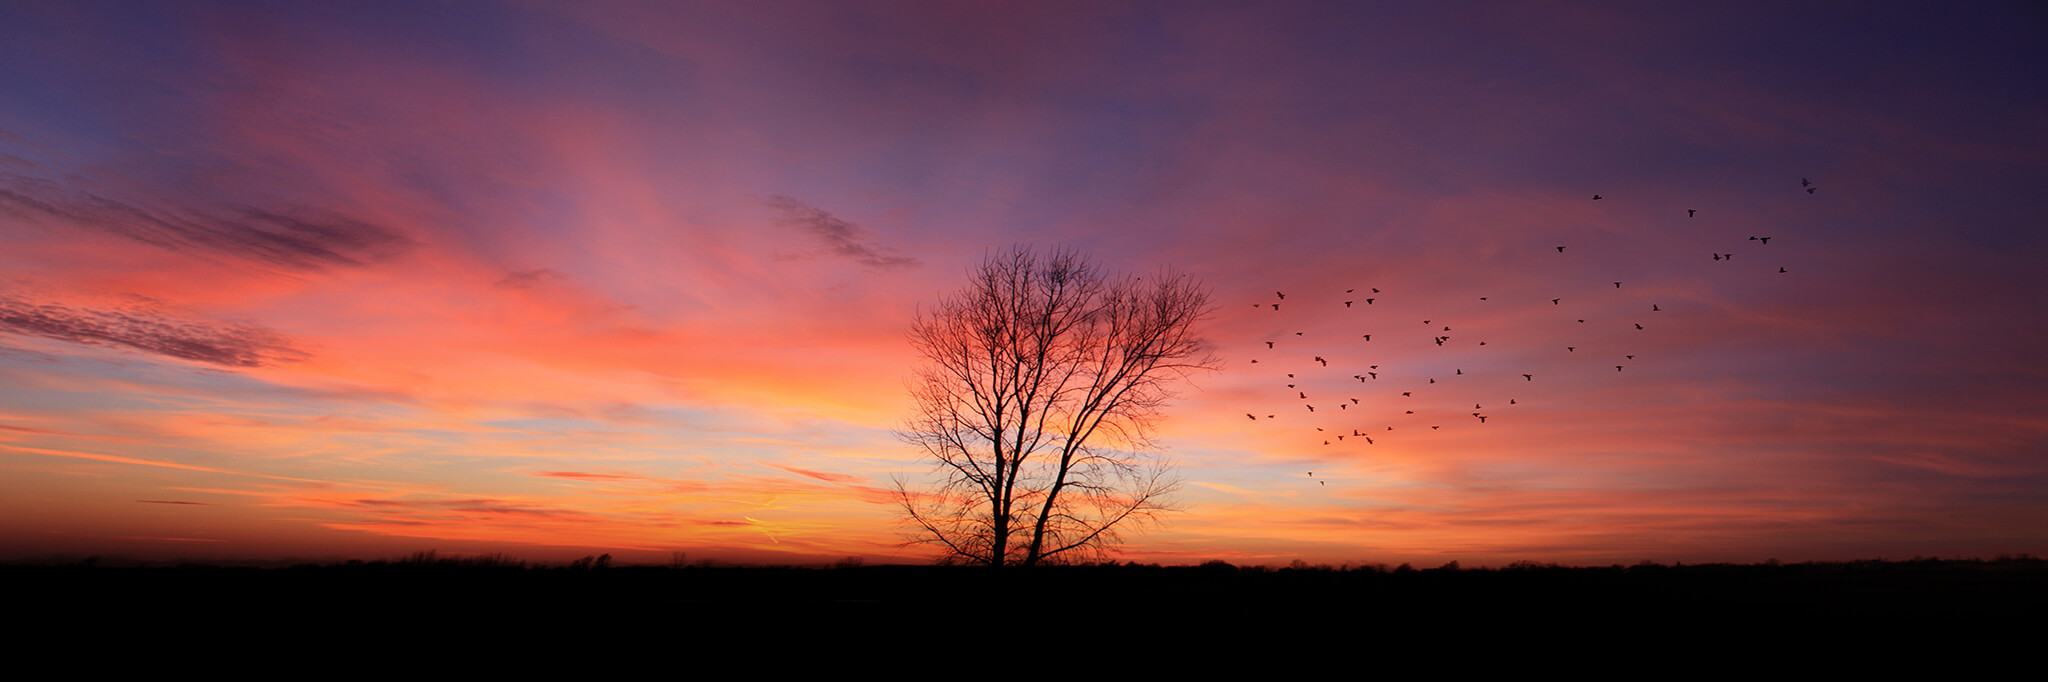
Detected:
[{"left": 14, "top": 557, "right": 2042, "bottom": 652}]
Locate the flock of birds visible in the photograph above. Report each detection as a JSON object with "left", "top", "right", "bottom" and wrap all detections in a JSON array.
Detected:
[{"left": 1247, "top": 181, "right": 1817, "bottom": 487}]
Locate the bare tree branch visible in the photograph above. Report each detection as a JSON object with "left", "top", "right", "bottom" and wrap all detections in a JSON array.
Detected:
[{"left": 895, "top": 246, "right": 1216, "bottom": 566}]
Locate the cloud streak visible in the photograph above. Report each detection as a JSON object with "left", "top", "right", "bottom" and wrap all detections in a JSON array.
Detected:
[
  {"left": 0, "top": 172, "right": 412, "bottom": 271},
  {"left": 0, "top": 296, "right": 304, "bottom": 367},
  {"left": 761, "top": 195, "right": 919, "bottom": 270}
]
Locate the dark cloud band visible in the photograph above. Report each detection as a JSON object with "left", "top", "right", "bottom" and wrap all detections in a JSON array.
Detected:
[{"left": 0, "top": 296, "right": 304, "bottom": 368}]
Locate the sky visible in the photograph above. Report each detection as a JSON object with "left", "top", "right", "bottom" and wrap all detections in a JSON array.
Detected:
[{"left": 1, "top": 1, "right": 2043, "bottom": 567}]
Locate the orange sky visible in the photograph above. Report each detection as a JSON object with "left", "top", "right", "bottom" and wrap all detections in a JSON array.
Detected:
[{"left": 1, "top": 1, "right": 2043, "bottom": 566}]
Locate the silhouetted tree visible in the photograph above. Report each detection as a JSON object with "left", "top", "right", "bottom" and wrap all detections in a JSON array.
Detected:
[{"left": 895, "top": 246, "right": 1217, "bottom": 566}]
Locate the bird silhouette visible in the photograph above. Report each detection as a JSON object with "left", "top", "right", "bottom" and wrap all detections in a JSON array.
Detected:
[
  {"left": 1636, "top": 323, "right": 1644, "bottom": 330},
  {"left": 1523, "top": 374, "right": 1532, "bottom": 381},
  {"left": 1266, "top": 341, "right": 1274, "bottom": 349},
  {"left": 1277, "top": 292, "right": 1285, "bottom": 300},
  {"left": 1553, "top": 298, "right": 1560, "bottom": 305},
  {"left": 1557, "top": 246, "right": 1566, "bottom": 253},
  {"left": 1247, "top": 414, "right": 1257, "bottom": 420},
  {"left": 1592, "top": 195, "right": 1601, "bottom": 200},
  {"left": 1615, "top": 282, "right": 1622, "bottom": 288},
  {"left": 1652, "top": 304, "right": 1660, "bottom": 311},
  {"left": 1345, "top": 301, "right": 1353, "bottom": 307},
  {"left": 1688, "top": 209, "right": 1696, "bottom": 217},
  {"left": 1807, "top": 187, "right": 1816, "bottom": 194},
  {"left": 1802, "top": 178, "right": 1811, "bottom": 187},
  {"left": 1780, "top": 267, "right": 1788, "bottom": 273}
]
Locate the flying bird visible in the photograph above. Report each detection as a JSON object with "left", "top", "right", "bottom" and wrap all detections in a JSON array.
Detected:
[
  {"left": 1523, "top": 374, "right": 1532, "bottom": 381},
  {"left": 1345, "top": 301, "right": 1353, "bottom": 307},
  {"left": 1557, "top": 246, "right": 1566, "bottom": 253},
  {"left": 1688, "top": 209, "right": 1696, "bottom": 217},
  {"left": 1266, "top": 341, "right": 1274, "bottom": 348},
  {"left": 1592, "top": 195, "right": 1601, "bottom": 200}
]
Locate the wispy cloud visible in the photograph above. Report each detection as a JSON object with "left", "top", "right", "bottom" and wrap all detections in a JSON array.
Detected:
[
  {"left": 494, "top": 268, "right": 568, "bottom": 290},
  {"left": 0, "top": 172, "right": 412, "bottom": 271},
  {"left": 0, "top": 295, "right": 304, "bottom": 367},
  {"left": 760, "top": 195, "right": 919, "bottom": 270}
]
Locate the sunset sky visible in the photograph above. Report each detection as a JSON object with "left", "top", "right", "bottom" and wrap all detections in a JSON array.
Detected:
[{"left": 2, "top": 1, "right": 2042, "bottom": 567}]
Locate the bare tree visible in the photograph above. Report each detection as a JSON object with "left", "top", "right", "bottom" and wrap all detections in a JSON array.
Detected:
[{"left": 895, "top": 246, "right": 1217, "bottom": 566}]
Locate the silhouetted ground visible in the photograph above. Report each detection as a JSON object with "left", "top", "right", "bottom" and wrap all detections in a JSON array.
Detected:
[{"left": 11, "top": 556, "right": 2039, "bottom": 665}]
